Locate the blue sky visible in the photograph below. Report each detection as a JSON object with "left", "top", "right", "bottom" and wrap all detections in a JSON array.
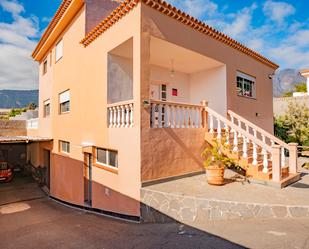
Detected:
[{"left": 0, "top": 0, "right": 308, "bottom": 90}]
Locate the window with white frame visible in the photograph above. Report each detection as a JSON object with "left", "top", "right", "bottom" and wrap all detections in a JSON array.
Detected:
[
  {"left": 236, "top": 71, "right": 256, "bottom": 98},
  {"left": 96, "top": 148, "right": 118, "bottom": 168},
  {"left": 59, "top": 90, "right": 70, "bottom": 114},
  {"left": 43, "top": 99, "right": 50, "bottom": 117},
  {"left": 43, "top": 60, "right": 47, "bottom": 75},
  {"left": 59, "top": 140, "right": 70, "bottom": 154},
  {"left": 55, "top": 39, "right": 63, "bottom": 62}
]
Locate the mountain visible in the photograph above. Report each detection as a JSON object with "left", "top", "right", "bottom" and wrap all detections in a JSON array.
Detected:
[
  {"left": 273, "top": 69, "right": 306, "bottom": 97},
  {"left": 0, "top": 90, "right": 38, "bottom": 108}
]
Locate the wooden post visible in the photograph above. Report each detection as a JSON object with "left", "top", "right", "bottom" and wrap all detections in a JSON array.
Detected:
[
  {"left": 201, "top": 100, "right": 208, "bottom": 129},
  {"left": 288, "top": 143, "right": 298, "bottom": 174},
  {"left": 272, "top": 145, "right": 281, "bottom": 182}
]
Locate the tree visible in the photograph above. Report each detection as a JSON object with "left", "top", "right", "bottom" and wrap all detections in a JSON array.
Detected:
[
  {"left": 282, "top": 82, "right": 307, "bottom": 97},
  {"left": 27, "top": 102, "right": 37, "bottom": 110},
  {"left": 274, "top": 101, "right": 309, "bottom": 146}
]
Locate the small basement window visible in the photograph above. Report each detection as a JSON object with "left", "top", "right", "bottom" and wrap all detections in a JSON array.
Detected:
[
  {"left": 43, "top": 99, "right": 50, "bottom": 117},
  {"left": 59, "top": 140, "right": 70, "bottom": 154},
  {"left": 236, "top": 71, "right": 256, "bottom": 99},
  {"left": 96, "top": 148, "right": 118, "bottom": 168},
  {"left": 59, "top": 90, "right": 70, "bottom": 114}
]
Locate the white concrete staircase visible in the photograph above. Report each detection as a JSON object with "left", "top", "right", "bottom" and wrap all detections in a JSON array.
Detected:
[{"left": 204, "top": 106, "right": 301, "bottom": 188}]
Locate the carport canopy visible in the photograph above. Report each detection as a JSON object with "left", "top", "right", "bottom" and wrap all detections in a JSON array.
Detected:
[{"left": 0, "top": 136, "right": 52, "bottom": 144}]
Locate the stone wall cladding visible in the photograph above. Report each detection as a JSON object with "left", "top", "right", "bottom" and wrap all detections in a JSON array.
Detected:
[
  {"left": 141, "top": 188, "right": 309, "bottom": 223},
  {"left": 0, "top": 120, "right": 26, "bottom": 136}
]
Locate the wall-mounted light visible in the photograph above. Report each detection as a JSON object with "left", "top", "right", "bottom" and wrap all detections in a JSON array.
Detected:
[
  {"left": 170, "top": 59, "right": 175, "bottom": 78},
  {"left": 268, "top": 73, "right": 275, "bottom": 79}
]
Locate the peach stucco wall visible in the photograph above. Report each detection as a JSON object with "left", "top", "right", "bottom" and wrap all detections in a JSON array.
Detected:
[
  {"left": 139, "top": 3, "right": 275, "bottom": 182},
  {"left": 34, "top": 1, "right": 276, "bottom": 214},
  {"left": 141, "top": 4, "right": 275, "bottom": 133},
  {"left": 37, "top": 4, "right": 142, "bottom": 216}
]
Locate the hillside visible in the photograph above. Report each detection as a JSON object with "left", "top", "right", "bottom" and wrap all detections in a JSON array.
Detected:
[{"left": 0, "top": 90, "right": 38, "bottom": 108}]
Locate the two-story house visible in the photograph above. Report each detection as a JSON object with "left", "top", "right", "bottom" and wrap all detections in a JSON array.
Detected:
[{"left": 28, "top": 0, "right": 299, "bottom": 219}]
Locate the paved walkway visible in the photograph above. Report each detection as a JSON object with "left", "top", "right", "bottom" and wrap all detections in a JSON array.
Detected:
[
  {"left": 142, "top": 164, "right": 309, "bottom": 222},
  {"left": 145, "top": 168, "right": 309, "bottom": 206}
]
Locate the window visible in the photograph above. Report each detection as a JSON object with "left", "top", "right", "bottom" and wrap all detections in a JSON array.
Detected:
[
  {"left": 55, "top": 39, "right": 63, "bottom": 62},
  {"left": 59, "top": 90, "right": 70, "bottom": 114},
  {"left": 96, "top": 148, "right": 118, "bottom": 168},
  {"left": 43, "top": 60, "right": 47, "bottom": 75},
  {"left": 59, "top": 140, "right": 70, "bottom": 154},
  {"left": 161, "top": 84, "right": 167, "bottom": 101},
  {"left": 43, "top": 99, "right": 50, "bottom": 117},
  {"left": 236, "top": 71, "right": 256, "bottom": 98}
]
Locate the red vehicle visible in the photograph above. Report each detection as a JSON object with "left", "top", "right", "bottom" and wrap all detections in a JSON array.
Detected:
[{"left": 0, "top": 161, "right": 14, "bottom": 183}]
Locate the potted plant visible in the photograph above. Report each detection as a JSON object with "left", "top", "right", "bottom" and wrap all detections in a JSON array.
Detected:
[{"left": 201, "top": 141, "right": 234, "bottom": 185}]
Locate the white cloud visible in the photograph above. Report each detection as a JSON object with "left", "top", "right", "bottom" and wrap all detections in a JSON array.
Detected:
[
  {"left": 170, "top": 0, "right": 218, "bottom": 19},
  {"left": 0, "top": 0, "right": 24, "bottom": 16},
  {"left": 0, "top": 0, "right": 39, "bottom": 90},
  {"left": 263, "top": 0, "right": 295, "bottom": 25}
]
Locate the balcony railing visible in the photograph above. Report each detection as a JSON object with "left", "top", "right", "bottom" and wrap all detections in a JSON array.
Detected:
[
  {"left": 26, "top": 118, "right": 39, "bottom": 129},
  {"left": 150, "top": 100, "right": 205, "bottom": 128},
  {"left": 107, "top": 100, "right": 134, "bottom": 128}
]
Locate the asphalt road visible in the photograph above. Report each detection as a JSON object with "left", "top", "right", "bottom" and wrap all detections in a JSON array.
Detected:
[{"left": 0, "top": 176, "right": 243, "bottom": 249}]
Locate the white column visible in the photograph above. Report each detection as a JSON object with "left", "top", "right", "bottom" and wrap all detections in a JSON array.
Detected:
[
  {"left": 113, "top": 107, "right": 117, "bottom": 128},
  {"left": 252, "top": 142, "right": 258, "bottom": 165},
  {"left": 281, "top": 147, "right": 286, "bottom": 167},
  {"left": 121, "top": 105, "right": 125, "bottom": 127},
  {"left": 242, "top": 135, "right": 248, "bottom": 158},
  {"left": 209, "top": 114, "right": 214, "bottom": 134},
  {"left": 224, "top": 122, "right": 229, "bottom": 145},
  {"left": 165, "top": 105, "right": 170, "bottom": 128},
  {"left": 129, "top": 103, "right": 134, "bottom": 127},
  {"left": 116, "top": 106, "right": 121, "bottom": 127},
  {"left": 262, "top": 148, "right": 269, "bottom": 173},
  {"left": 109, "top": 107, "right": 113, "bottom": 127},
  {"left": 233, "top": 130, "right": 238, "bottom": 152},
  {"left": 238, "top": 119, "right": 242, "bottom": 137},
  {"left": 125, "top": 105, "right": 130, "bottom": 128},
  {"left": 170, "top": 105, "right": 175, "bottom": 128},
  {"left": 217, "top": 118, "right": 221, "bottom": 139}
]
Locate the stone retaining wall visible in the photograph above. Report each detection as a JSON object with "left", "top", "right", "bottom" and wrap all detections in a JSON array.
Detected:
[
  {"left": 141, "top": 188, "right": 309, "bottom": 223},
  {"left": 0, "top": 120, "right": 26, "bottom": 136}
]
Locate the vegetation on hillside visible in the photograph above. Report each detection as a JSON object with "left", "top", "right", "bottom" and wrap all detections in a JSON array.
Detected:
[
  {"left": 282, "top": 82, "right": 307, "bottom": 97},
  {"left": 0, "top": 102, "right": 37, "bottom": 120}
]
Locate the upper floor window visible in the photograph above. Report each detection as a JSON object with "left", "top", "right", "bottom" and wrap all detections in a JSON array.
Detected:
[
  {"left": 96, "top": 148, "right": 118, "bottom": 169},
  {"left": 236, "top": 71, "right": 256, "bottom": 99},
  {"left": 59, "top": 90, "right": 70, "bottom": 114},
  {"left": 43, "top": 60, "right": 47, "bottom": 75},
  {"left": 55, "top": 39, "right": 63, "bottom": 62},
  {"left": 43, "top": 99, "right": 50, "bottom": 117},
  {"left": 59, "top": 140, "right": 70, "bottom": 154}
]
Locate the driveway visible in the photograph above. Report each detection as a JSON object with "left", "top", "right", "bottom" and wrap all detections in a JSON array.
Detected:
[{"left": 0, "top": 175, "right": 243, "bottom": 249}]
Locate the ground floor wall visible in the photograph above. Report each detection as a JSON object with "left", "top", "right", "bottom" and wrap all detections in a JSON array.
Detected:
[
  {"left": 49, "top": 152, "right": 140, "bottom": 217},
  {"left": 141, "top": 128, "right": 207, "bottom": 182}
]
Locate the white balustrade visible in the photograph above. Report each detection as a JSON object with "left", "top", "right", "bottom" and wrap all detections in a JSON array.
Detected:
[
  {"left": 252, "top": 142, "right": 258, "bottom": 165},
  {"left": 216, "top": 118, "right": 221, "bottom": 139},
  {"left": 227, "top": 109, "right": 298, "bottom": 180},
  {"left": 150, "top": 100, "right": 204, "bottom": 129},
  {"left": 108, "top": 101, "right": 134, "bottom": 128}
]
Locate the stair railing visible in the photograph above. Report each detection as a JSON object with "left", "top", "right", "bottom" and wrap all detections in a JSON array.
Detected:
[
  {"left": 227, "top": 110, "right": 297, "bottom": 174},
  {"left": 205, "top": 106, "right": 284, "bottom": 182}
]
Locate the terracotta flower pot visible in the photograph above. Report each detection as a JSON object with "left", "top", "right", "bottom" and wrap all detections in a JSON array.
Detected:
[{"left": 205, "top": 165, "right": 225, "bottom": 185}]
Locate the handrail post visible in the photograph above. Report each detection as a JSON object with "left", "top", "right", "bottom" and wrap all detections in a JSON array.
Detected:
[
  {"left": 201, "top": 100, "right": 208, "bottom": 129},
  {"left": 272, "top": 145, "right": 281, "bottom": 182},
  {"left": 288, "top": 143, "right": 298, "bottom": 174}
]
